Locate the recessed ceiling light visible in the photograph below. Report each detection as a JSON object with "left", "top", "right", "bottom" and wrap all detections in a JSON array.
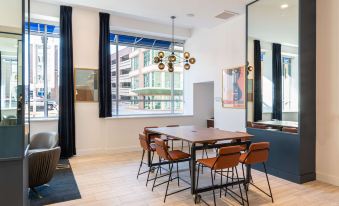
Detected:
[
  {"left": 280, "top": 4, "right": 289, "bottom": 9},
  {"left": 186, "top": 13, "right": 195, "bottom": 17}
]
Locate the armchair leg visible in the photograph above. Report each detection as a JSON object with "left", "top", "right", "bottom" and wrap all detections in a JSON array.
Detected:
[{"left": 30, "top": 187, "right": 43, "bottom": 199}]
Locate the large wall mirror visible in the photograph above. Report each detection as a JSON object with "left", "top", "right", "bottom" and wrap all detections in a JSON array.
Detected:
[
  {"left": 0, "top": 0, "right": 24, "bottom": 126},
  {"left": 247, "top": 0, "right": 299, "bottom": 133}
]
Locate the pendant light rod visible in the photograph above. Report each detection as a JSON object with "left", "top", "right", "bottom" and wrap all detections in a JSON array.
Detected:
[{"left": 171, "top": 16, "right": 175, "bottom": 54}]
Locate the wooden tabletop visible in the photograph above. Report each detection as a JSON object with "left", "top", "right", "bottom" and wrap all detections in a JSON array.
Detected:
[
  {"left": 146, "top": 125, "right": 253, "bottom": 144},
  {"left": 254, "top": 120, "right": 298, "bottom": 128}
]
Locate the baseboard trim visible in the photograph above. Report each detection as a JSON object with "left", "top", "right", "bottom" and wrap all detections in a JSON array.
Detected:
[
  {"left": 316, "top": 172, "right": 339, "bottom": 187},
  {"left": 76, "top": 146, "right": 139, "bottom": 156}
]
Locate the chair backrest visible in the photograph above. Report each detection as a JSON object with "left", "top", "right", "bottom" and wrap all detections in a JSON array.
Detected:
[
  {"left": 154, "top": 138, "right": 170, "bottom": 160},
  {"left": 252, "top": 124, "right": 269, "bottom": 129},
  {"left": 30, "top": 132, "right": 59, "bottom": 149},
  {"left": 166, "top": 125, "right": 179, "bottom": 127},
  {"left": 143, "top": 126, "right": 161, "bottom": 140},
  {"left": 213, "top": 146, "right": 242, "bottom": 170},
  {"left": 244, "top": 142, "right": 270, "bottom": 164},
  {"left": 282, "top": 127, "right": 298, "bottom": 133},
  {"left": 143, "top": 126, "right": 159, "bottom": 135},
  {"left": 139, "top": 133, "right": 151, "bottom": 151}
]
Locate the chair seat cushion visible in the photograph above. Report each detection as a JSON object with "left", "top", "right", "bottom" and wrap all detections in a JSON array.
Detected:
[
  {"left": 168, "top": 150, "right": 190, "bottom": 161},
  {"left": 197, "top": 157, "right": 217, "bottom": 169},
  {"left": 28, "top": 149, "right": 49, "bottom": 155}
]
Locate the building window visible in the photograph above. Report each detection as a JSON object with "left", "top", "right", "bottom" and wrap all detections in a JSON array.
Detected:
[
  {"left": 110, "top": 33, "right": 184, "bottom": 116},
  {"left": 26, "top": 23, "right": 60, "bottom": 119},
  {"left": 143, "top": 50, "right": 151, "bottom": 67},
  {"left": 131, "top": 56, "right": 139, "bottom": 71}
]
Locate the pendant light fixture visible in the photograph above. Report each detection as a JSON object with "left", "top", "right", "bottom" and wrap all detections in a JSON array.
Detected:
[{"left": 154, "top": 16, "right": 196, "bottom": 72}]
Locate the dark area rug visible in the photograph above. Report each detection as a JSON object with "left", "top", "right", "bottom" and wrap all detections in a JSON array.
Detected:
[{"left": 30, "top": 159, "right": 81, "bottom": 206}]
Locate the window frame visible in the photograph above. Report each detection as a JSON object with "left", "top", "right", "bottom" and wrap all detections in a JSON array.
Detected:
[
  {"left": 29, "top": 24, "right": 60, "bottom": 119},
  {"left": 110, "top": 32, "right": 185, "bottom": 116}
]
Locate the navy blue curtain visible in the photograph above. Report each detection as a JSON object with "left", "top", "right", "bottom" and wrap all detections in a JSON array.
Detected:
[
  {"left": 272, "top": 43, "right": 282, "bottom": 120},
  {"left": 254, "top": 40, "right": 262, "bottom": 122},
  {"left": 99, "top": 12, "right": 112, "bottom": 117},
  {"left": 58, "top": 5, "right": 76, "bottom": 158}
]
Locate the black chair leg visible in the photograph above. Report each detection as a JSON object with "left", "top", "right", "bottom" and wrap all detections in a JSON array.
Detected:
[
  {"left": 164, "top": 163, "right": 174, "bottom": 203},
  {"left": 146, "top": 152, "right": 155, "bottom": 186},
  {"left": 220, "top": 170, "right": 223, "bottom": 198},
  {"left": 241, "top": 164, "right": 249, "bottom": 205},
  {"left": 152, "top": 163, "right": 160, "bottom": 191},
  {"left": 176, "top": 162, "right": 180, "bottom": 186},
  {"left": 195, "top": 163, "right": 201, "bottom": 204},
  {"left": 225, "top": 168, "right": 229, "bottom": 197},
  {"left": 210, "top": 169, "right": 217, "bottom": 206},
  {"left": 235, "top": 167, "right": 245, "bottom": 206},
  {"left": 231, "top": 167, "right": 234, "bottom": 188},
  {"left": 263, "top": 163, "right": 274, "bottom": 203},
  {"left": 137, "top": 150, "right": 145, "bottom": 179}
]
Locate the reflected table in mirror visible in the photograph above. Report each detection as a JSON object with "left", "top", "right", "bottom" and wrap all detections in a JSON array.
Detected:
[{"left": 254, "top": 120, "right": 298, "bottom": 128}]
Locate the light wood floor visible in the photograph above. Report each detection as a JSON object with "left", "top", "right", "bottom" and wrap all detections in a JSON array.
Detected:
[{"left": 51, "top": 151, "right": 339, "bottom": 206}]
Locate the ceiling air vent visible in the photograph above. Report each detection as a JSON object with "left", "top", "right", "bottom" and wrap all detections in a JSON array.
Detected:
[{"left": 215, "top": 11, "right": 238, "bottom": 20}]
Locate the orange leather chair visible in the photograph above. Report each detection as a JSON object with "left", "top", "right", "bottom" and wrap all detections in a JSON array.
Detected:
[
  {"left": 239, "top": 142, "right": 273, "bottom": 203},
  {"left": 152, "top": 138, "right": 191, "bottom": 203},
  {"left": 137, "top": 133, "right": 156, "bottom": 186},
  {"left": 282, "top": 127, "right": 298, "bottom": 133},
  {"left": 196, "top": 146, "right": 246, "bottom": 206}
]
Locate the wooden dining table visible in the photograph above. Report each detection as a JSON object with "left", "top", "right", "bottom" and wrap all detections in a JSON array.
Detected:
[{"left": 146, "top": 125, "right": 254, "bottom": 202}]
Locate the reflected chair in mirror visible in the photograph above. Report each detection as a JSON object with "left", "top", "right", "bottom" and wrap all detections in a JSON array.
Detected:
[
  {"left": 196, "top": 146, "right": 246, "bottom": 206},
  {"left": 152, "top": 138, "right": 191, "bottom": 203},
  {"left": 282, "top": 127, "right": 298, "bottom": 133},
  {"left": 252, "top": 124, "right": 269, "bottom": 129},
  {"left": 239, "top": 142, "right": 273, "bottom": 204},
  {"left": 28, "top": 132, "right": 61, "bottom": 198},
  {"left": 137, "top": 133, "right": 156, "bottom": 186}
]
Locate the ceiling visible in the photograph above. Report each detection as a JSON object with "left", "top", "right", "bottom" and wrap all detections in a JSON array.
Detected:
[
  {"left": 248, "top": 0, "right": 299, "bottom": 46},
  {"left": 35, "top": 0, "right": 252, "bottom": 29}
]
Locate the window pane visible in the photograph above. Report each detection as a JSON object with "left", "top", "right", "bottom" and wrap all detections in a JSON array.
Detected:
[
  {"left": 0, "top": 37, "right": 18, "bottom": 121},
  {"left": 47, "top": 37, "right": 59, "bottom": 118},
  {"left": 110, "top": 34, "right": 185, "bottom": 116},
  {"left": 30, "top": 34, "right": 45, "bottom": 118}
]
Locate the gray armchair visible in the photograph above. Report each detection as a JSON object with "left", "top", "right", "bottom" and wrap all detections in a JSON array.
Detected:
[{"left": 28, "top": 132, "right": 61, "bottom": 196}]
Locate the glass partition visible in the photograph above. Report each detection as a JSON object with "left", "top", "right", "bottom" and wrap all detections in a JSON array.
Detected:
[{"left": 247, "top": 0, "right": 299, "bottom": 133}]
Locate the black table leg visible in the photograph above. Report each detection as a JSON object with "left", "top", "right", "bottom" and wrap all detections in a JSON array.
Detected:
[{"left": 190, "top": 143, "right": 196, "bottom": 195}]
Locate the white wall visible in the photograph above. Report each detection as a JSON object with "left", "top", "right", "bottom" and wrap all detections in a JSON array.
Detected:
[
  {"left": 29, "top": 6, "right": 203, "bottom": 155},
  {"left": 0, "top": 0, "right": 22, "bottom": 33},
  {"left": 316, "top": 0, "right": 339, "bottom": 186},
  {"left": 185, "top": 15, "right": 246, "bottom": 131}
]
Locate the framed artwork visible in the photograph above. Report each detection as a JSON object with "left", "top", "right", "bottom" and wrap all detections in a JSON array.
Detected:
[
  {"left": 75, "top": 68, "right": 98, "bottom": 102},
  {"left": 222, "top": 66, "right": 246, "bottom": 108}
]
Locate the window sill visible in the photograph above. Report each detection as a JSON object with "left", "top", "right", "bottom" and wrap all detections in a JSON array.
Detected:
[
  {"left": 30, "top": 118, "right": 58, "bottom": 122},
  {"left": 105, "top": 114, "right": 193, "bottom": 120}
]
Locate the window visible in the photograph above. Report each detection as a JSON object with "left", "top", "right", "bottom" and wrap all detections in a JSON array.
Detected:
[
  {"left": 282, "top": 56, "right": 298, "bottom": 112},
  {"left": 261, "top": 50, "right": 298, "bottom": 114},
  {"left": 110, "top": 33, "right": 184, "bottom": 116},
  {"left": 143, "top": 50, "right": 151, "bottom": 67},
  {"left": 131, "top": 56, "right": 139, "bottom": 71},
  {"left": 26, "top": 23, "right": 60, "bottom": 118}
]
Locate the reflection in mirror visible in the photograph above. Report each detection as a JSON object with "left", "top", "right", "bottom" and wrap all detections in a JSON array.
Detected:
[
  {"left": 0, "top": 34, "right": 22, "bottom": 126},
  {"left": 247, "top": 0, "right": 299, "bottom": 133},
  {"left": 75, "top": 68, "right": 99, "bottom": 102}
]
